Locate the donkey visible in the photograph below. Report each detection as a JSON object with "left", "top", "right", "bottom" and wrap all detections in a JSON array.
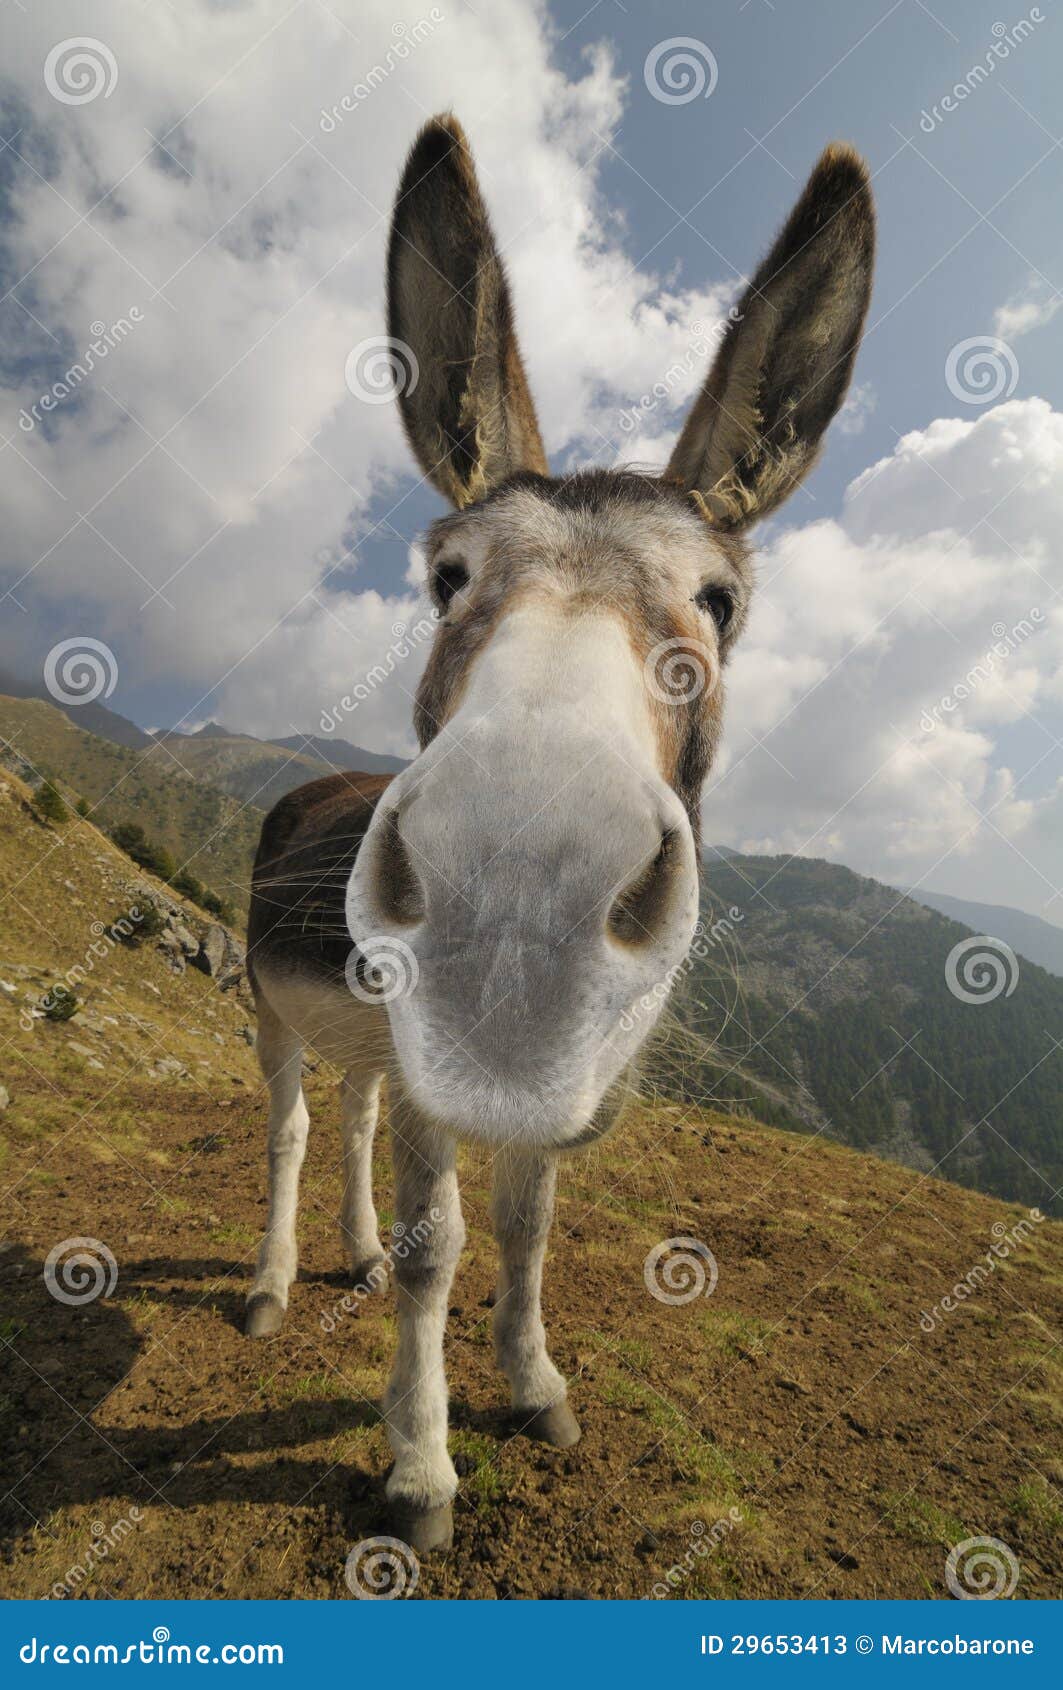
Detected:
[{"left": 244, "top": 115, "right": 874, "bottom": 1553}]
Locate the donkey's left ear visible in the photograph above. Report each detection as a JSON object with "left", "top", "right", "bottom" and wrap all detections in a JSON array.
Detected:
[
  {"left": 665, "top": 144, "right": 874, "bottom": 530},
  {"left": 387, "top": 114, "right": 548, "bottom": 508}
]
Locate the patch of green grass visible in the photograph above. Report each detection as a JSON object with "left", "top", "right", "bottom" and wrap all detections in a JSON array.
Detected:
[
  {"left": 1010, "top": 1478, "right": 1063, "bottom": 1533},
  {"left": 598, "top": 1362, "right": 757, "bottom": 1503},
  {"left": 209, "top": 1222, "right": 256, "bottom": 1247},
  {"left": 0, "top": 1317, "right": 26, "bottom": 1342},
  {"left": 575, "top": 1328, "right": 653, "bottom": 1371},
  {"left": 840, "top": 1273, "right": 885, "bottom": 1317},
  {"left": 451, "top": 1430, "right": 503, "bottom": 1507},
  {"left": 117, "top": 1289, "right": 164, "bottom": 1327},
  {"left": 284, "top": 1372, "right": 353, "bottom": 1402},
  {"left": 698, "top": 1309, "right": 773, "bottom": 1358},
  {"left": 881, "top": 1492, "right": 966, "bottom": 1547}
]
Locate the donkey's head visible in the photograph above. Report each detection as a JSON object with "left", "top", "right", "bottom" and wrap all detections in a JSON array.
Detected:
[{"left": 346, "top": 116, "right": 874, "bottom": 1150}]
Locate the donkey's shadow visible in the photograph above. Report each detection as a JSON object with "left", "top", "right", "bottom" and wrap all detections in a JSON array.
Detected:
[{"left": 0, "top": 1243, "right": 400, "bottom": 1551}]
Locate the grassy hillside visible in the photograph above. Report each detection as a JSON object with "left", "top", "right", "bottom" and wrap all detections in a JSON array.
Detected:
[
  {"left": 660, "top": 854, "right": 1063, "bottom": 1216},
  {"left": 0, "top": 767, "right": 257, "bottom": 1099},
  {"left": 0, "top": 772, "right": 1060, "bottom": 1598},
  {"left": 0, "top": 696, "right": 261, "bottom": 916}
]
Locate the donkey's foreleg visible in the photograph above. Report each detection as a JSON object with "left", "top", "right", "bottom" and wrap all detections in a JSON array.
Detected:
[
  {"left": 490, "top": 1147, "right": 580, "bottom": 1447},
  {"left": 246, "top": 995, "right": 309, "bottom": 1337},
  {"left": 338, "top": 1068, "right": 385, "bottom": 1286},
  {"left": 383, "top": 1107, "right": 464, "bottom": 1554}
]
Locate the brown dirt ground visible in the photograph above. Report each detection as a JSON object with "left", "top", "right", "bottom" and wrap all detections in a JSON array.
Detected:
[{"left": 2, "top": 1068, "right": 1061, "bottom": 1602}]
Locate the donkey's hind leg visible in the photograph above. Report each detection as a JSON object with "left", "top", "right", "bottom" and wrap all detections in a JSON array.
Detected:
[
  {"left": 245, "top": 992, "right": 309, "bottom": 1337},
  {"left": 339, "top": 1067, "right": 386, "bottom": 1287}
]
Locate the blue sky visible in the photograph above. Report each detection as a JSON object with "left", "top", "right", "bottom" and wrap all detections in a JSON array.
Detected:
[{"left": 2, "top": 0, "right": 1062, "bottom": 920}]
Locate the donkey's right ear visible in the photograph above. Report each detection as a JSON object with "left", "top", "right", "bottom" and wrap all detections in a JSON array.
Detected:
[{"left": 387, "top": 115, "right": 548, "bottom": 508}]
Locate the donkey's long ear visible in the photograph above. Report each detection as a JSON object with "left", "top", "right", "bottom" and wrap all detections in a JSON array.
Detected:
[
  {"left": 666, "top": 145, "right": 874, "bottom": 530},
  {"left": 387, "top": 115, "right": 548, "bottom": 508}
]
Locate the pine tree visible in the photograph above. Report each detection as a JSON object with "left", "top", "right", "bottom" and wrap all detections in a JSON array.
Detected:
[{"left": 35, "top": 780, "right": 68, "bottom": 824}]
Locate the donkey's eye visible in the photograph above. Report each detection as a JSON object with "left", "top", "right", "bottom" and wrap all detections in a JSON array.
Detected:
[
  {"left": 694, "top": 586, "right": 734, "bottom": 632},
  {"left": 432, "top": 560, "right": 469, "bottom": 611}
]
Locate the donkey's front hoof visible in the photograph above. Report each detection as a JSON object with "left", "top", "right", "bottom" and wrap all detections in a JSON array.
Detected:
[
  {"left": 389, "top": 1501, "right": 453, "bottom": 1556},
  {"left": 519, "top": 1401, "right": 581, "bottom": 1448},
  {"left": 245, "top": 1292, "right": 285, "bottom": 1338}
]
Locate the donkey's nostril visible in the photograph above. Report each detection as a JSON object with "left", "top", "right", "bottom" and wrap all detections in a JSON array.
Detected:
[
  {"left": 606, "top": 828, "right": 680, "bottom": 946},
  {"left": 373, "top": 808, "right": 425, "bottom": 926}
]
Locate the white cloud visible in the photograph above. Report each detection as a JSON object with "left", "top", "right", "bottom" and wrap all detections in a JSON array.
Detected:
[
  {"left": 0, "top": 0, "right": 730, "bottom": 745},
  {"left": 712, "top": 399, "right": 1063, "bottom": 922},
  {"left": 993, "top": 275, "right": 1063, "bottom": 342},
  {"left": 836, "top": 379, "right": 876, "bottom": 436}
]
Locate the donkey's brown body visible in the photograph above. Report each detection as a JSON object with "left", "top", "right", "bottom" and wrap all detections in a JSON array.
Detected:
[
  {"left": 243, "top": 113, "right": 875, "bottom": 1555},
  {"left": 247, "top": 771, "right": 393, "bottom": 992}
]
